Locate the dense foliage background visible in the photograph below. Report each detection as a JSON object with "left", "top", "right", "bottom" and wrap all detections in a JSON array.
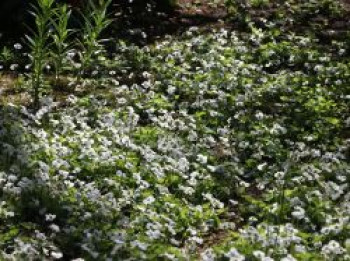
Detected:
[{"left": 0, "top": 0, "right": 349, "bottom": 260}]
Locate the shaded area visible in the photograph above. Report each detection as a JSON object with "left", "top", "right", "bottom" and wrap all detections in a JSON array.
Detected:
[
  {"left": 0, "top": 0, "right": 228, "bottom": 47},
  {"left": 1, "top": 0, "right": 350, "bottom": 47},
  {"left": 112, "top": 0, "right": 227, "bottom": 45}
]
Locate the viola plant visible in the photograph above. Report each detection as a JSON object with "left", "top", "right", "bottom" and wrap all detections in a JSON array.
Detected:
[{"left": 0, "top": 0, "right": 349, "bottom": 260}]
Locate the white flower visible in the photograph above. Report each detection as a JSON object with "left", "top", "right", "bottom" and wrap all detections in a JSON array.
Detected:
[
  {"left": 10, "top": 64, "right": 18, "bottom": 71},
  {"left": 51, "top": 251, "right": 63, "bottom": 259},
  {"left": 14, "top": 43, "right": 23, "bottom": 50},
  {"left": 281, "top": 255, "right": 296, "bottom": 261},
  {"left": 201, "top": 248, "right": 216, "bottom": 261},
  {"left": 146, "top": 229, "right": 162, "bottom": 239},
  {"left": 225, "top": 247, "right": 245, "bottom": 261},
  {"left": 179, "top": 185, "right": 195, "bottom": 195},
  {"left": 190, "top": 236, "right": 203, "bottom": 244},
  {"left": 143, "top": 195, "right": 155, "bottom": 205},
  {"left": 49, "top": 224, "right": 60, "bottom": 233},
  {"left": 170, "top": 238, "right": 180, "bottom": 246},
  {"left": 338, "top": 49, "right": 346, "bottom": 55},
  {"left": 167, "top": 85, "right": 176, "bottom": 95},
  {"left": 45, "top": 214, "right": 56, "bottom": 222},
  {"left": 322, "top": 240, "right": 345, "bottom": 256},
  {"left": 291, "top": 206, "right": 305, "bottom": 220},
  {"left": 255, "top": 111, "right": 264, "bottom": 120},
  {"left": 253, "top": 251, "right": 265, "bottom": 259},
  {"left": 66, "top": 51, "right": 74, "bottom": 58},
  {"left": 294, "top": 244, "right": 306, "bottom": 253},
  {"left": 257, "top": 162, "right": 267, "bottom": 171},
  {"left": 131, "top": 240, "right": 149, "bottom": 251},
  {"left": 197, "top": 154, "right": 208, "bottom": 164},
  {"left": 274, "top": 171, "right": 285, "bottom": 179},
  {"left": 141, "top": 31, "right": 147, "bottom": 39}
]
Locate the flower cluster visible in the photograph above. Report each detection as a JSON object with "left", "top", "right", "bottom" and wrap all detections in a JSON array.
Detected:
[{"left": 0, "top": 5, "right": 350, "bottom": 259}]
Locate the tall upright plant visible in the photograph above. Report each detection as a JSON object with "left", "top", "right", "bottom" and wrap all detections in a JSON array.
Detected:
[
  {"left": 76, "top": 0, "right": 112, "bottom": 83},
  {"left": 50, "top": 4, "right": 73, "bottom": 87},
  {"left": 26, "top": 0, "right": 55, "bottom": 110}
]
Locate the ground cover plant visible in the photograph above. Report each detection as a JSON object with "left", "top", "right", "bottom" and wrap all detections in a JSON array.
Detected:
[{"left": 0, "top": 0, "right": 349, "bottom": 260}]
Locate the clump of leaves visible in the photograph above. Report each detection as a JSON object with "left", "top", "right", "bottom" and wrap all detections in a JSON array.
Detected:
[{"left": 76, "top": 0, "right": 113, "bottom": 83}]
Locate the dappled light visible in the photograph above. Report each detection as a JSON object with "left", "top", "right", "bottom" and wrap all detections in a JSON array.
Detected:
[{"left": 0, "top": 0, "right": 349, "bottom": 260}]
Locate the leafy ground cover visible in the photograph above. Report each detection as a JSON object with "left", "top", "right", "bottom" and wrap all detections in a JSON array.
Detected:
[{"left": 0, "top": 0, "right": 350, "bottom": 260}]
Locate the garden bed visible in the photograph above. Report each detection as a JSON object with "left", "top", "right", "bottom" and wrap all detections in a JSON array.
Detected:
[{"left": 0, "top": 0, "right": 349, "bottom": 260}]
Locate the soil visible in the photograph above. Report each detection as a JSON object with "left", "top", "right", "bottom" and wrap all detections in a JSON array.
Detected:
[{"left": 111, "top": 0, "right": 350, "bottom": 46}]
